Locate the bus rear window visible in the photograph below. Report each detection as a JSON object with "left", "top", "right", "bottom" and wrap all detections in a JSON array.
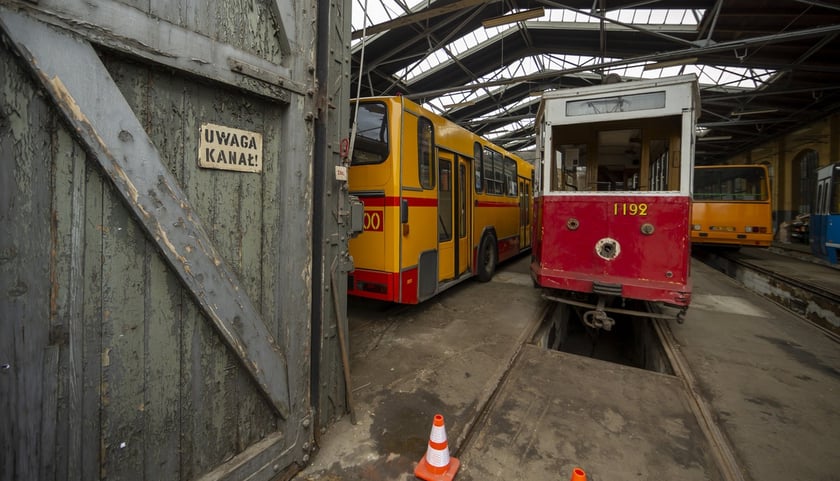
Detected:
[{"left": 351, "top": 102, "right": 389, "bottom": 165}]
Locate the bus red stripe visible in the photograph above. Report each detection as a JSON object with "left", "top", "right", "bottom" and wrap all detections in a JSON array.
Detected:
[
  {"left": 360, "top": 196, "right": 516, "bottom": 209},
  {"left": 359, "top": 196, "right": 438, "bottom": 207},
  {"left": 475, "top": 200, "right": 517, "bottom": 208}
]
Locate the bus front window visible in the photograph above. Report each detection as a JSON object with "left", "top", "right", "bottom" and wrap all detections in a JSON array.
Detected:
[
  {"left": 693, "top": 166, "right": 769, "bottom": 201},
  {"left": 351, "top": 102, "right": 389, "bottom": 165}
]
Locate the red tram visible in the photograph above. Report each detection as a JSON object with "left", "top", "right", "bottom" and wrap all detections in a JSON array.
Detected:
[{"left": 530, "top": 75, "right": 700, "bottom": 328}]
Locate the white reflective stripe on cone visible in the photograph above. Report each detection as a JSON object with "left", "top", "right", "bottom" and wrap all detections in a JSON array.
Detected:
[
  {"left": 426, "top": 445, "right": 450, "bottom": 468},
  {"left": 429, "top": 425, "right": 446, "bottom": 443}
]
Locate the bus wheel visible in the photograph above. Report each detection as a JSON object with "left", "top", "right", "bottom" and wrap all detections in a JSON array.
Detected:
[{"left": 477, "top": 234, "right": 496, "bottom": 282}]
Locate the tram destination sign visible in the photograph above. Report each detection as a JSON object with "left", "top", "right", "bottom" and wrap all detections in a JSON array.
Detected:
[{"left": 198, "top": 123, "right": 263, "bottom": 173}]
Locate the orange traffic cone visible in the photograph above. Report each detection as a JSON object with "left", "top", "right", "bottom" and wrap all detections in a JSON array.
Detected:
[
  {"left": 570, "top": 467, "right": 587, "bottom": 481},
  {"left": 414, "top": 414, "right": 460, "bottom": 481}
]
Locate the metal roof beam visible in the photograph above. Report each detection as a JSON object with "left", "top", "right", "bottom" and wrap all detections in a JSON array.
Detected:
[
  {"left": 405, "top": 23, "right": 840, "bottom": 99},
  {"left": 537, "top": 0, "right": 699, "bottom": 47},
  {"left": 352, "top": 0, "right": 500, "bottom": 39}
]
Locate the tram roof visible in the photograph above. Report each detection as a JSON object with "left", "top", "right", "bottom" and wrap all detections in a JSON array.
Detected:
[{"left": 350, "top": 0, "right": 840, "bottom": 165}]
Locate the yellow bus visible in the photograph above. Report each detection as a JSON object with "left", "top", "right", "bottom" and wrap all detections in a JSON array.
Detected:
[
  {"left": 347, "top": 96, "right": 533, "bottom": 303},
  {"left": 691, "top": 164, "right": 773, "bottom": 248}
]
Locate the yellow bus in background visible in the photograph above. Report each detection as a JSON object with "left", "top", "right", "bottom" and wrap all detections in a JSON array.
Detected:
[
  {"left": 348, "top": 96, "right": 533, "bottom": 304},
  {"left": 691, "top": 164, "right": 773, "bottom": 248}
]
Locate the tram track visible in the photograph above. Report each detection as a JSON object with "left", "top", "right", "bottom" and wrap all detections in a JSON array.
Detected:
[
  {"left": 452, "top": 299, "right": 554, "bottom": 458},
  {"left": 462, "top": 297, "right": 749, "bottom": 480},
  {"left": 693, "top": 248, "right": 840, "bottom": 336},
  {"left": 651, "top": 316, "right": 746, "bottom": 481},
  {"left": 531, "top": 295, "right": 748, "bottom": 481}
]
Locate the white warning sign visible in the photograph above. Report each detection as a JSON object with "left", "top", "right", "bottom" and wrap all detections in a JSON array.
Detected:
[{"left": 198, "top": 123, "right": 263, "bottom": 173}]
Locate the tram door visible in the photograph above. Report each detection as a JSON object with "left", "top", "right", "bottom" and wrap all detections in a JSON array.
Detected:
[{"left": 438, "top": 152, "right": 471, "bottom": 281}]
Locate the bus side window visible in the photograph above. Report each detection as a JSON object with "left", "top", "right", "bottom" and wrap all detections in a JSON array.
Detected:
[
  {"left": 418, "top": 118, "right": 435, "bottom": 189},
  {"left": 484, "top": 147, "right": 498, "bottom": 194},
  {"left": 505, "top": 157, "right": 517, "bottom": 196},
  {"left": 474, "top": 142, "right": 483, "bottom": 193}
]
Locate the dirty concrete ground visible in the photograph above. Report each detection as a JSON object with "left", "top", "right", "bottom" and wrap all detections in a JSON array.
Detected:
[
  {"left": 670, "top": 261, "right": 840, "bottom": 481},
  {"left": 297, "top": 254, "right": 545, "bottom": 481},
  {"left": 297, "top": 256, "right": 840, "bottom": 481}
]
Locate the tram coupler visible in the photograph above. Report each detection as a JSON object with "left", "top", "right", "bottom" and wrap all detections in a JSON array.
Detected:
[{"left": 582, "top": 297, "right": 615, "bottom": 331}]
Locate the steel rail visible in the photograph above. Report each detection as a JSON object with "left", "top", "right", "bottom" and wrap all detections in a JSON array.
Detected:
[{"left": 651, "top": 315, "right": 747, "bottom": 481}]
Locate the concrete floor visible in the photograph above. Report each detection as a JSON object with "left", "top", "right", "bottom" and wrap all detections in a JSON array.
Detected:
[
  {"left": 297, "top": 255, "right": 840, "bottom": 481},
  {"left": 298, "top": 254, "right": 545, "bottom": 481},
  {"left": 671, "top": 261, "right": 840, "bottom": 481}
]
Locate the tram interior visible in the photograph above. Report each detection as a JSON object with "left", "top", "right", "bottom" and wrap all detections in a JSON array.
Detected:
[{"left": 551, "top": 119, "right": 680, "bottom": 193}]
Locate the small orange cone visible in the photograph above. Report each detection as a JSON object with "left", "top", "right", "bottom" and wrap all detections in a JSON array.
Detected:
[
  {"left": 570, "top": 467, "right": 587, "bottom": 481},
  {"left": 414, "top": 414, "right": 460, "bottom": 481}
]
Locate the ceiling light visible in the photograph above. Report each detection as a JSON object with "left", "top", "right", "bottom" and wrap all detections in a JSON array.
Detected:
[
  {"left": 730, "top": 108, "right": 779, "bottom": 116},
  {"left": 697, "top": 135, "right": 732, "bottom": 141},
  {"left": 642, "top": 57, "right": 698, "bottom": 71},
  {"left": 482, "top": 8, "right": 545, "bottom": 28}
]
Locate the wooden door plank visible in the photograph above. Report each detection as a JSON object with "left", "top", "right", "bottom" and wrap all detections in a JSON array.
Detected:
[{"left": 0, "top": 8, "right": 291, "bottom": 418}]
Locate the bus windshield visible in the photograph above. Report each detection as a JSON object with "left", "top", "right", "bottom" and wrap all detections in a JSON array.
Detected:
[
  {"left": 351, "top": 101, "right": 389, "bottom": 165},
  {"left": 694, "top": 166, "right": 768, "bottom": 201}
]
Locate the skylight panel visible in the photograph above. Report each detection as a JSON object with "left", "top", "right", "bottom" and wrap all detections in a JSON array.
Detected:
[
  {"left": 485, "top": 118, "right": 534, "bottom": 141},
  {"left": 393, "top": 8, "right": 704, "bottom": 82},
  {"left": 352, "top": 2, "right": 779, "bottom": 145}
]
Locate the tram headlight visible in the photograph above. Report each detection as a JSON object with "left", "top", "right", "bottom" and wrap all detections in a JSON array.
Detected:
[{"left": 692, "top": 224, "right": 701, "bottom": 231}]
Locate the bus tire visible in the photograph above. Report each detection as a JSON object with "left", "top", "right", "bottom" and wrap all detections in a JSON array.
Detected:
[{"left": 477, "top": 234, "right": 496, "bottom": 282}]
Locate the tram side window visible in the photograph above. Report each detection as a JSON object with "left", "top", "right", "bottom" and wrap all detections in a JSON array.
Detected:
[
  {"left": 474, "top": 143, "right": 483, "bottom": 193},
  {"left": 832, "top": 171, "right": 840, "bottom": 214},
  {"left": 814, "top": 181, "right": 828, "bottom": 214},
  {"left": 418, "top": 118, "right": 435, "bottom": 189}
]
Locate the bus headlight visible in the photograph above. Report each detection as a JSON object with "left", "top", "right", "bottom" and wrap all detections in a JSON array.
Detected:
[{"left": 692, "top": 224, "right": 701, "bottom": 231}]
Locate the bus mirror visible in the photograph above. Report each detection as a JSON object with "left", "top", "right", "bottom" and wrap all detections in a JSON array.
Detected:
[
  {"left": 349, "top": 195, "right": 364, "bottom": 238},
  {"left": 401, "top": 199, "right": 409, "bottom": 223}
]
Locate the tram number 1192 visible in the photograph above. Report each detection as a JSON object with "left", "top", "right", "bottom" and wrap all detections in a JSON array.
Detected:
[{"left": 613, "top": 203, "right": 648, "bottom": 216}]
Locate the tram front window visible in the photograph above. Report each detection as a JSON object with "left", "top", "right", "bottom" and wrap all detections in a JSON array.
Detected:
[{"left": 553, "top": 144, "right": 587, "bottom": 192}]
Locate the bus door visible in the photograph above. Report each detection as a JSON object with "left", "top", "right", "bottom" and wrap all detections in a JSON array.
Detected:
[
  {"left": 438, "top": 152, "right": 471, "bottom": 281},
  {"left": 458, "top": 157, "right": 471, "bottom": 276},
  {"left": 438, "top": 152, "right": 456, "bottom": 281}
]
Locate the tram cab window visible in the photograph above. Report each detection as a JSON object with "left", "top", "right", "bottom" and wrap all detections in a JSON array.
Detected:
[
  {"left": 552, "top": 144, "right": 587, "bottom": 192},
  {"left": 648, "top": 139, "right": 669, "bottom": 191},
  {"left": 596, "top": 129, "right": 642, "bottom": 192}
]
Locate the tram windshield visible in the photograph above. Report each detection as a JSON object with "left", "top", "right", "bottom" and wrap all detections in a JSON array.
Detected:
[{"left": 550, "top": 122, "right": 680, "bottom": 193}]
